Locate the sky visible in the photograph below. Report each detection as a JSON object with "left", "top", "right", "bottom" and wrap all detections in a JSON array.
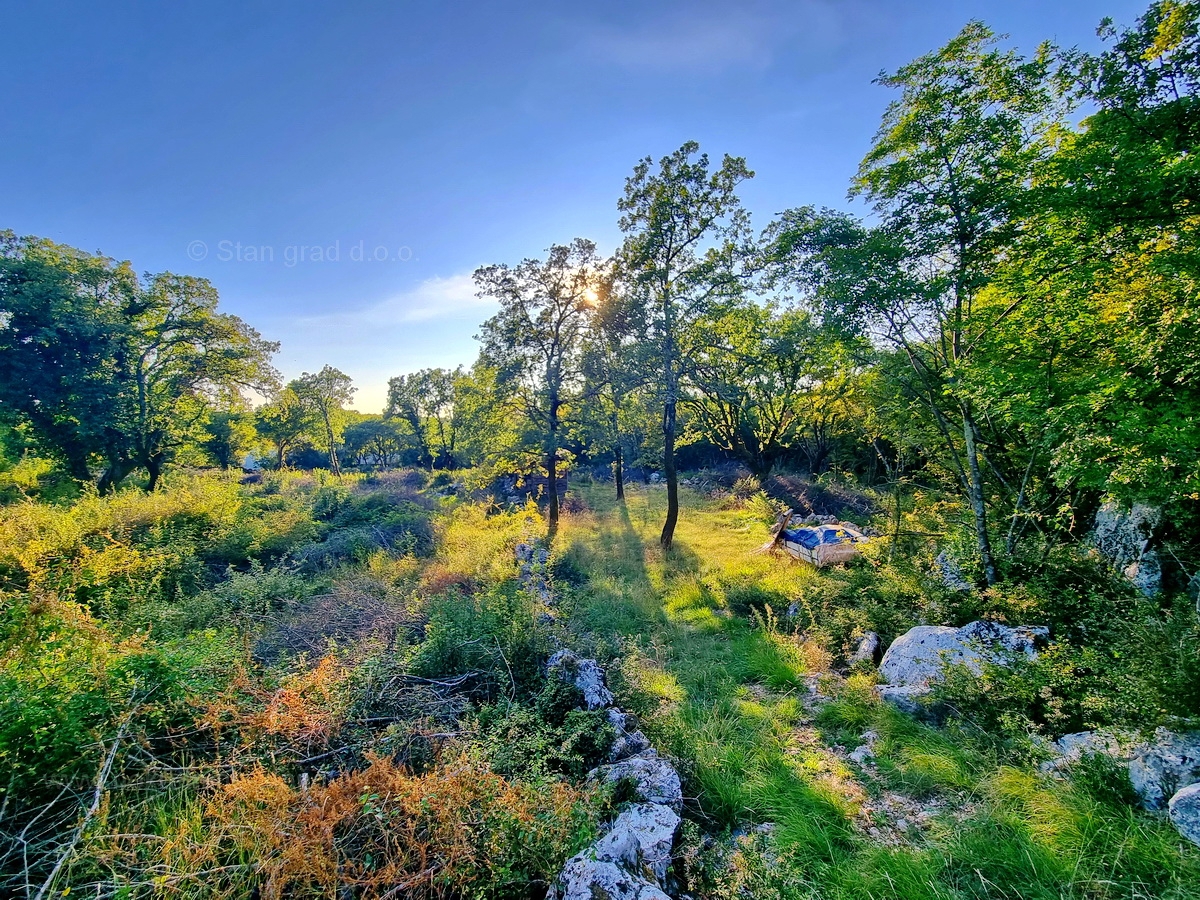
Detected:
[{"left": 1, "top": 0, "right": 1148, "bottom": 412}]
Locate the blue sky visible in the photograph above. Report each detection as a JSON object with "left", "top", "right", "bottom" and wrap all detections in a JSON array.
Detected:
[{"left": 2, "top": 0, "right": 1146, "bottom": 411}]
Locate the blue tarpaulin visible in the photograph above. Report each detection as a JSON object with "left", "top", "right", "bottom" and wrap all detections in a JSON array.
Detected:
[{"left": 782, "top": 525, "right": 859, "bottom": 549}]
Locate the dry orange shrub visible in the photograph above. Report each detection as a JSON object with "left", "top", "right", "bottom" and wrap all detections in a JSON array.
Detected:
[
  {"left": 198, "top": 655, "right": 350, "bottom": 752},
  {"left": 165, "top": 754, "right": 596, "bottom": 900}
]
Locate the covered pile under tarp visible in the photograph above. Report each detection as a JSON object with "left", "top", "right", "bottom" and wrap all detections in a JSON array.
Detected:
[{"left": 761, "top": 508, "right": 868, "bottom": 566}]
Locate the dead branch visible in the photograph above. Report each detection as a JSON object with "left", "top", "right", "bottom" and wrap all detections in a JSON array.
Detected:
[{"left": 33, "top": 720, "right": 128, "bottom": 900}]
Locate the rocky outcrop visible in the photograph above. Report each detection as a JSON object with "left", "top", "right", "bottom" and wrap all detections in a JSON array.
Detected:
[
  {"left": 608, "top": 709, "right": 652, "bottom": 761},
  {"left": 515, "top": 542, "right": 554, "bottom": 605},
  {"left": 1168, "top": 783, "right": 1200, "bottom": 847},
  {"left": 848, "top": 632, "right": 881, "bottom": 667},
  {"left": 876, "top": 621, "right": 1047, "bottom": 715},
  {"left": 593, "top": 803, "right": 681, "bottom": 882},
  {"left": 934, "top": 550, "right": 974, "bottom": 592},
  {"left": 1093, "top": 502, "right": 1162, "bottom": 596},
  {"left": 546, "top": 653, "right": 682, "bottom": 900},
  {"left": 1043, "top": 728, "right": 1200, "bottom": 811},
  {"left": 1128, "top": 731, "right": 1200, "bottom": 810},
  {"left": 554, "top": 851, "right": 672, "bottom": 900},
  {"left": 1041, "top": 727, "right": 1200, "bottom": 845},
  {"left": 591, "top": 750, "right": 684, "bottom": 813},
  {"left": 547, "top": 649, "right": 615, "bottom": 711}
]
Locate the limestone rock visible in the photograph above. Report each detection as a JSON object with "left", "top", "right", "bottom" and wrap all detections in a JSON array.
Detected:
[
  {"left": 593, "top": 803, "right": 680, "bottom": 882},
  {"left": 1128, "top": 730, "right": 1200, "bottom": 810},
  {"left": 876, "top": 684, "right": 933, "bottom": 718},
  {"left": 1042, "top": 728, "right": 1200, "bottom": 811},
  {"left": 547, "top": 649, "right": 614, "bottom": 711},
  {"left": 551, "top": 854, "right": 671, "bottom": 900},
  {"left": 934, "top": 550, "right": 974, "bottom": 592},
  {"left": 1168, "top": 783, "right": 1200, "bottom": 847},
  {"left": 877, "top": 621, "right": 1046, "bottom": 714},
  {"left": 849, "top": 631, "right": 881, "bottom": 666},
  {"left": 879, "top": 621, "right": 1046, "bottom": 689},
  {"left": 1093, "top": 501, "right": 1162, "bottom": 596},
  {"left": 1041, "top": 729, "right": 1142, "bottom": 774},
  {"left": 591, "top": 750, "right": 684, "bottom": 813},
  {"left": 608, "top": 709, "right": 652, "bottom": 762}
]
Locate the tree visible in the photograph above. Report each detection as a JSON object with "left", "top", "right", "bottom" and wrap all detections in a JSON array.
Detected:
[
  {"left": 581, "top": 264, "right": 646, "bottom": 500},
  {"left": 617, "top": 142, "right": 754, "bottom": 548},
  {"left": 0, "top": 233, "right": 135, "bottom": 481},
  {"left": 684, "top": 302, "right": 862, "bottom": 479},
  {"left": 848, "top": 25, "right": 1056, "bottom": 584},
  {"left": 293, "top": 366, "right": 355, "bottom": 476},
  {"left": 343, "top": 416, "right": 403, "bottom": 468},
  {"left": 200, "top": 408, "right": 256, "bottom": 469},
  {"left": 115, "top": 273, "right": 279, "bottom": 490},
  {"left": 475, "top": 239, "right": 601, "bottom": 532},
  {"left": 384, "top": 368, "right": 461, "bottom": 469},
  {"left": 0, "top": 234, "right": 278, "bottom": 491},
  {"left": 255, "top": 387, "right": 316, "bottom": 469}
]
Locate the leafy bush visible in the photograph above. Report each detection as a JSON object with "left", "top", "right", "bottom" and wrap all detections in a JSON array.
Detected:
[
  {"left": 476, "top": 698, "right": 615, "bottom": 778},
  {"left": 411, "top": 581, "right": 551, "bottom": 699}
]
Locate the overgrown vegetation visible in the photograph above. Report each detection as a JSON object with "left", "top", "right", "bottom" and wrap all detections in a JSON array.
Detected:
[{"left": 2, "top": 1, "right": 1200, "bottom": 897}]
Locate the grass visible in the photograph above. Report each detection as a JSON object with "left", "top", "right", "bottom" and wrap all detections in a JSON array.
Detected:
[{"left": 555, "top": 478, "right": 1200, "bottom": 899}]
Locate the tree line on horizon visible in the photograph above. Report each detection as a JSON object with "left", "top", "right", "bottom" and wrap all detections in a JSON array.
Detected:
[{"left": 2, "top": 1, "right": 1198, "bottom": 583}]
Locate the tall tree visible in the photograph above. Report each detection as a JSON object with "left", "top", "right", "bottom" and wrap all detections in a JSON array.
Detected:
[
  {"left": 117, "top": 273, "right": 279, "bottom": 490},
  {"left": 0, "top": 234, "right": 278, "bottom": 491},
  {"left": 200, "top": 408, "right": 256, "bottom": 469},
  {"left": 0, "top": 233, "right": 135, "bottom": 481},
  {"left": 617, "top": 142, "right": 753, "bottom": 548},
  {"left": 385, "top": 367, "right": 461, "bottom": 470},
  {"left": 255, "top": 387, "right": 316, "bottom": 469},
  {"left": 475, "top": 239, "right": 600, "bottom": 532},
  {"left": 581, "top": 263, "right": 646, "bottom": 500},
  {"left": 684, "top": 303, "right": 862, "bottom": 479},
  {"left": 293, "top": 366, "right": 355, "bottom": 476},
  {"left": 849, "top": 25, "right": 1055, "bottom": 583}
]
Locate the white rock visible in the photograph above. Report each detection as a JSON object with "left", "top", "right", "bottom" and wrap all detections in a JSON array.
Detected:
[
  {"left": 550, "top": 856, "right": 672, "bottom": 900},
  {"left": 849, "top": 744, "right": 875, "bottom": 764},
  {"left": 878, "top": 621, "right": 1046, "bottom": 689},
  {"left": 849, "top": 631, "right": 881, "bottom": 666},
  {"left": 1168, "top": 783, "right": 1200, "bottom": 847},
  {"left": 1093, "top": 502, "right": 1162, "bottom": 596},
  {"left": 1128, "top": 730, "right": 1200, "bottom": 810},
  {"left": 591, "top": 751, "right": 684, "bottom": 813},
  {"left": 547, "top": 649, "right": 615, "bottom": 711},
  {"left": 593, "top": 803, "right": 680, "bottom": 882},
  {"left": 934, "top": 550, "right": 974, "bottom": 592},
  {"left": 1041, "top": 729, "right": 1142, "bottom": 774},
  {"left": 1042, "top": 728, "right": 1200, "bottom": 811},
  {"left": 608, "top": 709, "right": 652, "bottom": 762}
]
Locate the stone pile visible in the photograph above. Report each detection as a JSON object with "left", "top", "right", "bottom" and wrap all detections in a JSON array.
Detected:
[
  {"left": 545, "top": 650, "right": 683, "bottom": 900},
  {"left": 1040, "top": 727, "right": 1200, "bottom": 846}
]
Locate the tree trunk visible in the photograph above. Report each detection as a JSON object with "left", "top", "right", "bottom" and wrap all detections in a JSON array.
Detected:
[
  {"left": 65, "top": 448, "right": 92, "bottom": 483},
  {"left": 323, "top": 415, "right": 341, "bottom": 476},
  {"left": 98, "top": 458, "right": 132, "bottom": 494},
  {"left": 613, "top": 441, "right": 625, "bottom": 501},
  {"left": 547, "top": 396, "right": 560, "bottom": 534},
  {"left": 660, "top": 397, "right": 679, "bottom": 549},
  {"left": 962, "top": 405, "right": 997, "bottom": 585},
  {"left": 146, "top": 454, "right": 164, "bottom": 491},
  {"left": 611, "top": 400, "right": 624, "bottom": 501}
]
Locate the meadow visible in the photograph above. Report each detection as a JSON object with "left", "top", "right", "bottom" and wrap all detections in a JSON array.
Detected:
[{"left": 3, "top": 468, "right": 1196, "bottom": 899}]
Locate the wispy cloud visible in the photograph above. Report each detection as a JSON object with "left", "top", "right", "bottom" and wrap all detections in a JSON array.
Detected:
[
  {"left": 303, "top": 273, "right": 491, "bottom": 326},
  {"left": 578, "top": 2, "right": 845, "bottom": 73}
]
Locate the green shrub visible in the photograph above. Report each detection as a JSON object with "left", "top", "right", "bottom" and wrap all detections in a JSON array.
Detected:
[{"left": 411, "top": 581, "right": 551, "bottom": 699}]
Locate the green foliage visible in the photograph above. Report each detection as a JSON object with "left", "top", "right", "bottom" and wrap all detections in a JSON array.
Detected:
[
  {"left": 411, "top": 581, "right": 551, "bottom": 699},
  {"left": 476, "top": 698, "right": 615, "bottom": 779}
]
